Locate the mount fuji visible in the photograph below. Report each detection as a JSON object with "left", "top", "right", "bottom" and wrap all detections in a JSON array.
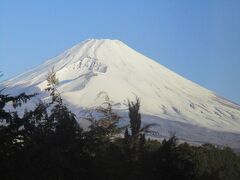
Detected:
[{"left": 1, "top": 39, "right": 240, "bottom": 149}]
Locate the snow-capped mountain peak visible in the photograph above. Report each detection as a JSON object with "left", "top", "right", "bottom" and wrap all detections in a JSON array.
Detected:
[{"left": 1, "top": 39, "right": 240, "bottom": 149}]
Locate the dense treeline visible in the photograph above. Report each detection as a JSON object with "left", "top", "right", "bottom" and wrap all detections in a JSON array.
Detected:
[{"left": 0, "top": 72, "right": 240, "bottom": 180}]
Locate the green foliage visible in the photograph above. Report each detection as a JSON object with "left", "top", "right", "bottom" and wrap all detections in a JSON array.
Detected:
[
  {"left": 0, "top": 74, "right": 240, "bottom": 179},
  {"left": 128, "top": 97, "right": 141, "bottom": 137},
  {"left": 45, "top": 68, "right": 62, "bottom": 104},
  {"left": 0, "top": 89, "right": 36, "bottom": 122},
  {"left": 191, "top": 144, "right": 240, "bottom": 180}
]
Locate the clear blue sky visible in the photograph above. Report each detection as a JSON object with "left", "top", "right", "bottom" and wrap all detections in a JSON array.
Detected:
[{"left": 1, "top": 0, "right": 240, "bottom": 103}]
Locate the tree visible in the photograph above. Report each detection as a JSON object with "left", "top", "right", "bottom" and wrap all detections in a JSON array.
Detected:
[
  {"left": 128, "top": 98, "right": 141, "bottom": 137},
  {"left": 124, "top": 128, "right": 130, "bottom": 139},
  {"left": 10, "top": 69, "right": 88, "bottom": 180},
  {"left": 83, "top": 92, "right": 125, "bottom": 157},
  {"left": 127, "top": 98, "right": 155, "bottom": 159},
  {"left": 45, "top": 68, "right": 62, "bottom": 105},
  {"left": 0, "top": 87, "right": 36, "bottom": 179}
]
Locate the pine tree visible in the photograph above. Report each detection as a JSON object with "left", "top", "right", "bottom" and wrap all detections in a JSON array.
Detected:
[
  {"left": 124, "top": 128, "right": 130, "bottom": 139},
  {"left": 128, "top": 98, "right": 141, "bottom": 138},
  {"left": 0, "top": 87, "right": 36, "bottom": 179}
]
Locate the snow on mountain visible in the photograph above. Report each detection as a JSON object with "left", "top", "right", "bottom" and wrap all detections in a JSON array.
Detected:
[{"left": 1, "top": 39, "right": 240, "bottom": 149}]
